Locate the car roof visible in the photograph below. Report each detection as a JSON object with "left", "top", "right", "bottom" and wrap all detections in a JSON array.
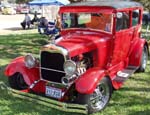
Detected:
[{"left": 65, "top": 1, "right": 142, "bottom": 9}]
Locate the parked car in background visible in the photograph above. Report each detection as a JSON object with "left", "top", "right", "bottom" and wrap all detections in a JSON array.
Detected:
[
  {"left": 2, "top": 5, "right": 16, "bottom": 15},
  {"left": 4, "top": 1, "right": 149, "bottom": 114},
  {"left": 15, "top": 5, "right": 21, "bottom": 13},
  {"left": 16, "top": 5, "right": 29, "bottom": 14},
  {"left": 20, "top": 6, "right": 29, "bottom": 14}
]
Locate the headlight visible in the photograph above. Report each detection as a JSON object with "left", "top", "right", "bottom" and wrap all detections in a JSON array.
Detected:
[
  {"left": 24, "top": 54, "right": 37, "bottom": 68},
  {"left": 64, "top": 60, "right": 76, "bottom": 76}
]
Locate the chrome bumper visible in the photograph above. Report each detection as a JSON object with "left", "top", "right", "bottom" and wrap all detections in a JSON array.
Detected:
[{"left": 0, "top": 82, "right": 88, "bottom": 114}]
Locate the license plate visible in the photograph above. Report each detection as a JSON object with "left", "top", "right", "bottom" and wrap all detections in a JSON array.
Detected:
[{"left": 46, "top": 86, "right": 62, "bottom": 99}]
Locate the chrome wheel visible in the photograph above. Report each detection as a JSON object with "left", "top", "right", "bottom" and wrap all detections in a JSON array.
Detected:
[
  {"left": 76, "top": 77, "right": 112, "bottom": 114},
  {"left": 90, "top": 80, "right": 110, "bottom": 111},
  {"left": 86, "top": 77, "right": 112, "bottom": 114}
]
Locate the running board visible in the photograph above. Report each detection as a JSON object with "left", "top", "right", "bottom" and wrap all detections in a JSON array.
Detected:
[{"left": 113, "top": 66, "right": 138, "bottom": 82}]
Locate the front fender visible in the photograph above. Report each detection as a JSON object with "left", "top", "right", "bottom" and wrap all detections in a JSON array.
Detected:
[
  {"left": 75, "top": 68, "right": 105, "bottom": 94},
  {"left": 4, "top": 56, "right": 40, "bottom": 86}
]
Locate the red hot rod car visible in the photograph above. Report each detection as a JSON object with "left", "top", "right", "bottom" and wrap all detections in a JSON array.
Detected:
[{"left": 5, "top": 1, "right": 149, "bottom": 114}]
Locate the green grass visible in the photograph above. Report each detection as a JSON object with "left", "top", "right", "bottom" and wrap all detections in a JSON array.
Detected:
[
  {"left": 0, "top": 31, "right": 150, "bottom": 115},
  {"left": 142, "top": 25, "right": 150, "bottom": 40}
]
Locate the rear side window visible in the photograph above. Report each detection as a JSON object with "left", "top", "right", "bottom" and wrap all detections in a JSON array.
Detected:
[{"left": 132, "top": 10, "right": 139, "bottom": 26}]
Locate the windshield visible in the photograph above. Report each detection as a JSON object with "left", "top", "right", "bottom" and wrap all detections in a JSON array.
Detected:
[{"left": 62, "top": 12, "right": 113, "bottom": 33}]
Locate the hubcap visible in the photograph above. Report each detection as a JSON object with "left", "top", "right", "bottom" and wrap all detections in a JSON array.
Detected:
[{"left": 90, "top": 82, "right": 110, "bottom": 110}]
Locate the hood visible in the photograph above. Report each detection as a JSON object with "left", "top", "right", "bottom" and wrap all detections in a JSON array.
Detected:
[{"left": 56, "top": 31, "right": 111, "bottom": 57}]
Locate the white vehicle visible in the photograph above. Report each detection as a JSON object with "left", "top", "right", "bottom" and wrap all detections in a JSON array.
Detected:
[{"left": 2, "top": 5, "right": 16, "bottom": 15}]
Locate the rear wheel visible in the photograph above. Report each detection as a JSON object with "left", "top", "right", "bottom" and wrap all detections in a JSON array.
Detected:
[
  {"left": 8, "top": 73, "right": 28, "bottom": 90},
  {"left": 138, "top": 46, "right": 148, "bottom": 72},
  {"left": 77, "top": 77, "right": 112, "bottom": 114}
]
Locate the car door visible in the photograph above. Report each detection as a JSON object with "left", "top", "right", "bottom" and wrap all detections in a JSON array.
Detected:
[{"left": 111, "top": 11, "right": 133, "bottom": 65}]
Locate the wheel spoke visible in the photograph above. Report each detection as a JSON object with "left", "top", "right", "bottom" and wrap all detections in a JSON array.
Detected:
[{"left": 90, "top": 95, "right": 101, "bottom": 102}]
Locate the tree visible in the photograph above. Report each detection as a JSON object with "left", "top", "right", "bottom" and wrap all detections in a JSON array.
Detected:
[
  {"left": 133, "top": 0, "right": 150, "bottom": 12},
  {"left": 16, "top": 0, "right": 32, "bottom": 4}
]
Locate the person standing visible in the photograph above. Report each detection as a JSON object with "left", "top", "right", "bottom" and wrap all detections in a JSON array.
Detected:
[
  {"left": 21, "top": 13, "right": 31, "bottom": 29},
  {"left": 38, "top": 16, "right": 49, "bottom": 34}
]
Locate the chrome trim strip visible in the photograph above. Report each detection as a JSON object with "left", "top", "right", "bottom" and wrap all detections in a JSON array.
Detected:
[
  {"left": 37, "top": 67, "right": 66, "bottom": 74},
  {"left": 40, "top": 78, "right": 68, "bottom": 88}
]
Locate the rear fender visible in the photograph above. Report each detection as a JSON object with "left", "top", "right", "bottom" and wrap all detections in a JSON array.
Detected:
[
  {"left": 4, "top": 56, "right": 40, "bottom": 86},
  {"left": 75, "top": 68, "right": 105, "bottom": 94},
  {"left": 129, "top": 39, "right": 147, "bottom": 66}
]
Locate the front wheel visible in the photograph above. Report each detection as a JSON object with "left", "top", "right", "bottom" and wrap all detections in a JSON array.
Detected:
[
  {"left": 77, "top": 77, "right": 112, "bottom": 114},
  {"left": 8, "top": 72, "right": 28, "bottom": 90}
]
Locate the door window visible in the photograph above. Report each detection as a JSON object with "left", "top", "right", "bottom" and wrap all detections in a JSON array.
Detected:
[{"left": 116, "top": 12, "right": 129, "bottom": 31}]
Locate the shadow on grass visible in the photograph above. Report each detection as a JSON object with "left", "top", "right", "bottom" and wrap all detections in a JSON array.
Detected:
[
  {"left": 129, "top": 110, "right": 150, "bottom": 115},
  {"left": 3, "top": 27, "right": 37, "bottom": 31},
  {"left": 0, "top": 65, "right": 82, "bottom": 115},
  {"left": 120, "top": 86, "right": 150, "bottom": 92},
  {"left": 109, "top": 90, "right": 150, "bottom": 108},
  {"left": 4, "top": 27, "right": 23, "bottom": 31},
  {"left": 0, "top": 88, "right": 82, "bottom": 115},
  {"left": 0, "top": 92, "right": 82, "bottom": 115},
  {"left": 129, "top": 76, "right": 150, "bottom": 84},
  {"left": 0, "top": 65, "right": 8, "bottom": 84},
  {"left": 0, "top": 33, "right": 48, "bottom": 59}
]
